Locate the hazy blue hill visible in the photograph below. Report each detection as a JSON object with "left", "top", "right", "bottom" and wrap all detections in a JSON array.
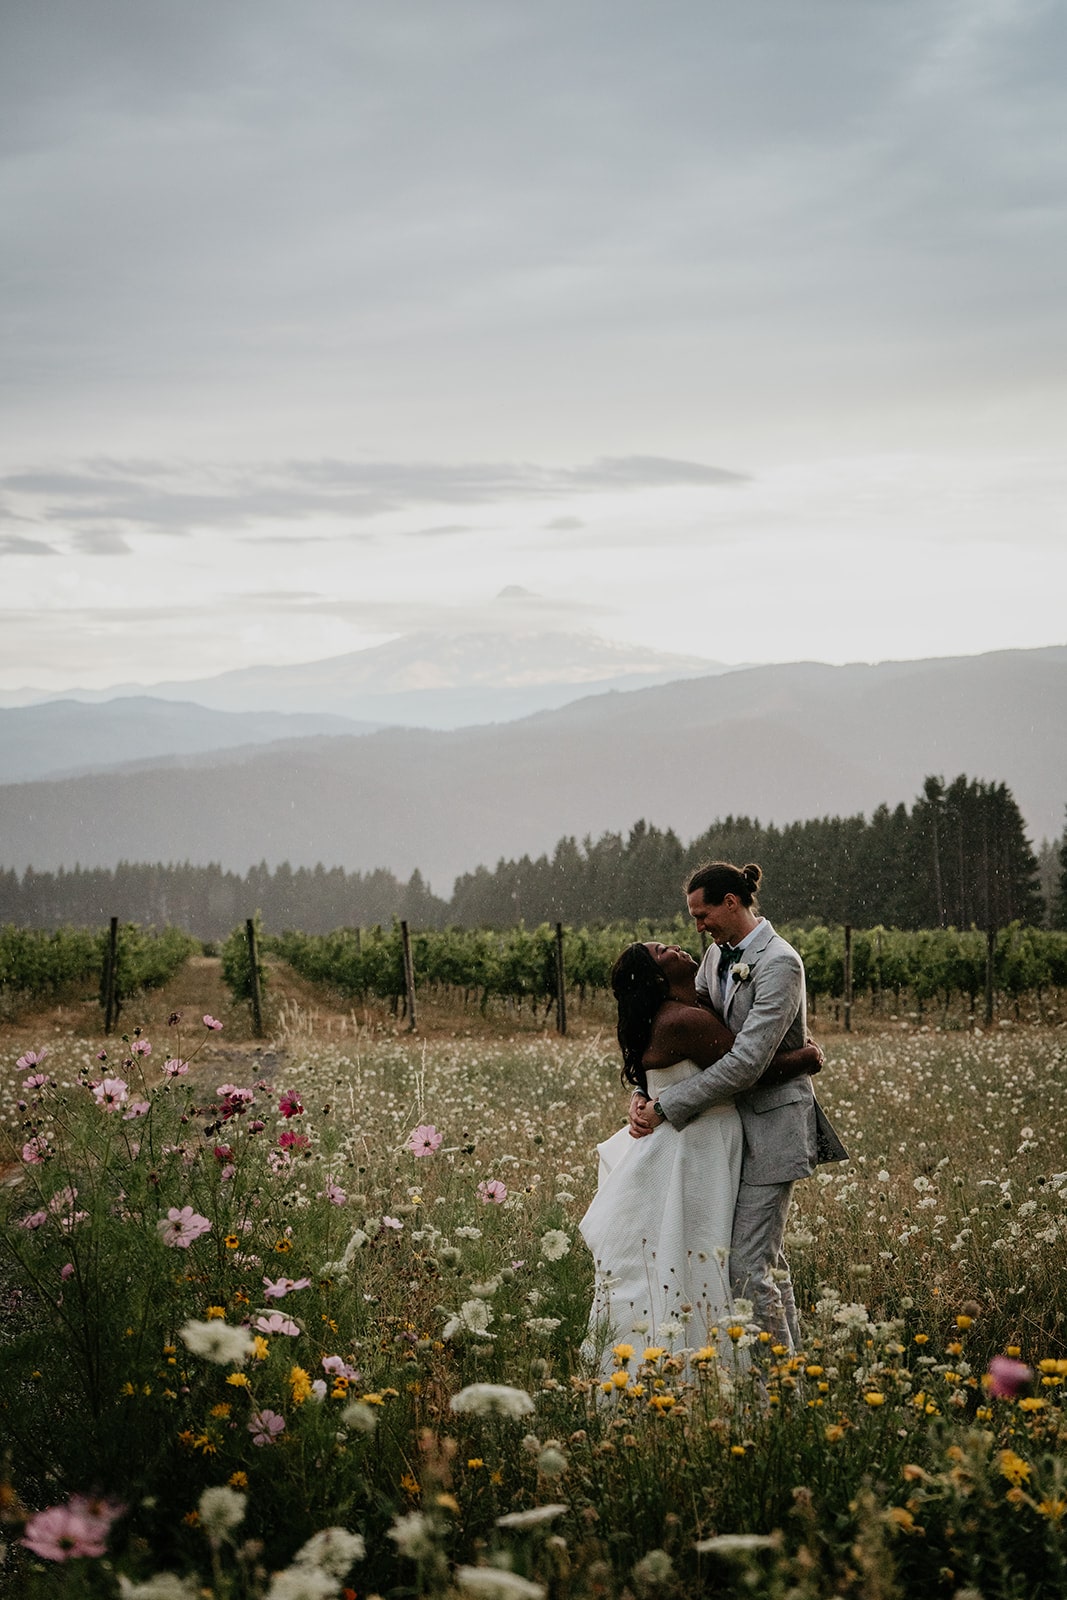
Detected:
[
  {"left": 0, "top": 697, "right": 378, "bottom": 784},
  {"left": 1, "top": 646, "right": 1062, "bottom": 893}
]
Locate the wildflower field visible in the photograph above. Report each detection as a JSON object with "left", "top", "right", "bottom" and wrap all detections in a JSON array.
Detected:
[{"left": 1, "top": 964, "right": 1066, "bottom": 1599}]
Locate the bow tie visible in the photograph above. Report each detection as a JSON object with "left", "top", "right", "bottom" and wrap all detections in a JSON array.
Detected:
[{"left": 717, "top": 944, "right": 740, "bottom": 973}]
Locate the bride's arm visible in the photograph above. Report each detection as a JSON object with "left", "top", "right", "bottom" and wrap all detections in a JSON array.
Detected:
[{"left": 644, "top": 1005, "right": 821, "bottom": 1080}]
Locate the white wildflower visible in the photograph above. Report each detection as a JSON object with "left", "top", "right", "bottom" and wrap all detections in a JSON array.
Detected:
[
  {"left": 525, "top": 1317, "right": 562, "bottom": 1336},
  {"left": 540, "top": 1229, "right": 570, "bottom": 1262},
  {"left": 388, "top": 1511, "right": 437, "bottom": 1560},
  {"left": 495, "top": 1504, "right": 567, "bottom": 1529},
  {"left": 180, "top": 1319, "right": 255, "bottom": 1366},
  {"left": 454, "top": 1567, "right": 545, "bottom": 1599},
  {"left": 118, "top": 1579, "right": 200, "bottom": 1600},
  {"left": 450, "top": 1383, "right": 535, "bottom": 1419},
  {"left": 340, "top": 1400, "right": 378, "bottom": 1434},
  {"left": 264, "top": 1569, "right": 337, "bottom": 1600},
  {"left": 632, "top": 1548, "right": 674, "bottom": 1591},
  {"left": 536, "top": 1445, "right": 567, "bottom": 1478},
  {"left": 695, "top": 1532, "right": 777, "bottom": 1556},
  {"left": 832, "top": 1302, "right": 871, "bottom": 1331},
  {"left": 455, "top": 1225, "right": 483, "bottom": 1240},
  {"left": 197, "top": 1485, "right": 246, "bottom": 1543},
  {"left": 443, "top": 1298, "right": 494, "bottom": 1340},
  {"left": 293, "top": 1527, "right": 365, "bottom": 1578}
]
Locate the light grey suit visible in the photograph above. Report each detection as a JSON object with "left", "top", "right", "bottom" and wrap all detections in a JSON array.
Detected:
[{"left": 655, "top": 918, "right": 846, "bottom": 1349}]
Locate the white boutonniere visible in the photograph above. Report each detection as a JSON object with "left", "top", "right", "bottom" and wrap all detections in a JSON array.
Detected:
[{"left": 731, "top": 962, "right": 752, "bottom": 983}]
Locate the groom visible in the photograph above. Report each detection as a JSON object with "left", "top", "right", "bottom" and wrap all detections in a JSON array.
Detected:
[{"left": 631, "top": 860, "right": 846, "bottom": 1352}]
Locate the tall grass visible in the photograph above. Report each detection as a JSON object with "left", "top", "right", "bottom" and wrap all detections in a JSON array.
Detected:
[{"left": 1, "top": 1015, "right": 1065, "bottom": 1597}]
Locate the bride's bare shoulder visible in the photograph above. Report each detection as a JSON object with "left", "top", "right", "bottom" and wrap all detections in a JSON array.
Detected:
[{"left": 643, "top": 1000, "right": 710, "bottom": 1068}]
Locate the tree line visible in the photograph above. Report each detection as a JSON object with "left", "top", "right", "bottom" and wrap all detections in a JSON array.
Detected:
[{"left": 1, "top": 774, "right": 1062, "bottom": 937}]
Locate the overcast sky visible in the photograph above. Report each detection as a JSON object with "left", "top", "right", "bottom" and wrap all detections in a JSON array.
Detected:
[{"left": 2, "top": 0, "right": 1065, "bottom": 692}]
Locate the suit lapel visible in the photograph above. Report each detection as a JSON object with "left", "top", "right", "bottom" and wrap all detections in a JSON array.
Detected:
[{"left": 723, "top": 920, "right": 776, "bottom": 1020}]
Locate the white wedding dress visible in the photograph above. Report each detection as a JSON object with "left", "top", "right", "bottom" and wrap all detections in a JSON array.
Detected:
[{"left": 579, "top": 1060, "right": 744, "bottom": 1374}]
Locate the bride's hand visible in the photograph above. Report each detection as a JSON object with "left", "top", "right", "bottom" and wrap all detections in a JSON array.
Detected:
[{"left": 628, "top": 1094, "right": 660, "bottom": 1138}]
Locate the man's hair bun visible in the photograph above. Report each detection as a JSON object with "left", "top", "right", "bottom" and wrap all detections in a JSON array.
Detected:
[{"left": 741, "top": 863, "right": 762, "bottom": 891}]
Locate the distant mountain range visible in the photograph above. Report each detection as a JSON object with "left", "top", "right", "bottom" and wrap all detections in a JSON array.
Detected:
[
  {"left": 2, "top": 643, "right": 1063, "bottom": 893},
  {"left": 0, "top": 698, "right": 378, "bottom": 786},
  {"left": 0, "top": 630, "right": 729, "bottom": 731}
]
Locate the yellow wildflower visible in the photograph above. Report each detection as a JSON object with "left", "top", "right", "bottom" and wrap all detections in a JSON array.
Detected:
[
  {"left": 229, "top": 1472, "right": 248, "bottom": 1489},
  {"left": 1038, "top": 1499, "right": 1066, "bottom": 1522},
  {"left": 226, "top": 1372, "right": 251, "bottom": 1388},
  {"left": 642, "top": 1347, "right": 665, "bottom": 1362},
  {"left": 997, "top": 1450, "right": 1031, "bottom": 1486},
  {"left": 824, "top": 1425, "right": 845, "bottom": 1443},
  {"left": 467, "top": 1458, "right": 485, "bottom": 1470},
  {"left": 1018, "top": 1397, "right": 1045, "bottom": 1412},
  {"left": 205, "top": 1306, "right": 226, "bottom": 1321},
  {"left": 864, "top": 1392, "right": 886, "bottom": 1407},
  {"left": 726, "top": 1325, "right": 745, "bottom": 1343},
  {"left": 289, "top": 1366, "right": 313, "bottom": 1404},
  {"left": 209, "top": 1403, "right": 232, "bottom": 1419},
  {"left": 612, "top": 1343, "right": 635, "bottom": 1363}
]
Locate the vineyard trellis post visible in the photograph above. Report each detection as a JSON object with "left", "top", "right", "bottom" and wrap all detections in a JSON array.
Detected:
[
  {"left": 985, "top": 926, "right": 996, "bottom": 1026},
  {"left": 245, "top": 918, "right": 264, "bottom": 1038},
  {"left": 843, "top": 923, "right": 853, "bottom": 1033},
  {"left": 555, "top": 922, "right": 567, "bottom": 1036},
  {"left": 400, "top": 920, "right": 418, "bottom": 1032},
  {"left": 103, "top": 916, "right": 119, "bottom": 1035}
]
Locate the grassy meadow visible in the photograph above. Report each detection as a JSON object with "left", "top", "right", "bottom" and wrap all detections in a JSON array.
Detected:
[{"left": 1, "top": 959, "right": 1066, "bottom": 1598}]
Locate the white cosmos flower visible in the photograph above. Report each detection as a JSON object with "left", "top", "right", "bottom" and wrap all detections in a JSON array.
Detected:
[
  {"left": 450, "top": 1383, "right": 535, "bottom": 1419},
  {"left": 180, "top": 1319, "right": 255, "bottom": 1366}
]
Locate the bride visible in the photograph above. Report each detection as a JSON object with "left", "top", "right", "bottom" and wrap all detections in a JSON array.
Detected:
[{"left": 579, "top": 941, "right": 821, "bottom": 1371}]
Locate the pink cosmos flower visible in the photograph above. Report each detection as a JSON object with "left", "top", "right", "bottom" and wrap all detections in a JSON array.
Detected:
[
  {"left": 60, "top": 1263, "right": 75, "bottom": 1280},
  {"left": 278, "top": 1090, "right": 304, "bottom": 1119},
  {"left": 163, "top": 1058, "right": 189, "bottom": 1077},
  {"left": 23, "top": 1072, "right": 49, "bottom": 1091},
  {"left": 322, "top": 1354, "right": 360, "bottom": 1380},
  {"left": 382, "top": 1215, "right": 403, "bottom": 1230},
  {"left": 987, "top": 1355, "right": 1034, "bottom": 1397},
  {"left": 22, "top": 1503, "right": 108, "bottom": 1561},
  {"left": 156, "top": 1206, "right": 212, "bottom": 1248},
  {"left": 407, "top": 1123, "right": 443, "bottom": 1157},
  {"left": 217, "top": 1084, "right": 255, "bottom": 1119},
  {"left": 48, "top": 1186, "right": 87, "bottom": 1230},
  {"left": 17, "top": 1048, "right": 49, "bottom": 1072},
  {"left": 213, "top": 1145, "right": 235, "bottom": 1163},
  {"left": 130, "top": 1039, "right": 152, "bottom": 1056},
  {"left": 311, "top": 1378, "right": 328, "bottom": 1401},
  {"left": 249, "top": 1409, "right": 285, "bottom": 1445},
  {"left": 19, "top": 1210, "right": 49, "bottom": 1230},
  {"left": 96, "top": 1049, "right": 108, "bottom": 1062},
  {"left": 123, "top": 1101, "right": 151, "bottom": 1120},
  {"left": 203, "top": 1014, "right": 224, "bottom": 1031},
  {"left": 477, "top": 1180, "right": 508, "bottom": 1205},
  {"left": 21, "top": 1137, "right": 50, "bottom": 1165},
  {"left": 278, "top": 1131, "right": 310, "bottom": 1150},
  {"left": 93, "top": 1078, "right": 129, "bottom": 1111},
  {"left": 254, "top": 1311, "right": 301, "bottom": 1336},
  {"left": 322, "top": 1181, "right": 347, "bottom": 1205},
  {"left": 263, "top": 1275, "right": 312, "bottom": 1300}
]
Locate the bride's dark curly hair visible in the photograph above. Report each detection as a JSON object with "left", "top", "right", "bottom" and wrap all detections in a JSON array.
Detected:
[{"left": 611, "top": 943, "right": 670, "bottom": 1097}]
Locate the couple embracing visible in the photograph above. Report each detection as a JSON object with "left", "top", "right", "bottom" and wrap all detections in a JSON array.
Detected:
[{"left": 580, "top": 860, "right": 846, "bottom": 1370}]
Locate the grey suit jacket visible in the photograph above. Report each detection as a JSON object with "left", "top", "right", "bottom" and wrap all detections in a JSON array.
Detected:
[{"left": 655, "top": 919, "right": 846, "bottom": 1185}]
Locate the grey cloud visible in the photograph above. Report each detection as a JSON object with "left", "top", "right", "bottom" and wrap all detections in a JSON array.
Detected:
[
  {"left": 0, "top": 534, "right": 58, "bottom": 556},
  {"left": 546, "top": 517, "right": 585, "bottom": 531},
  {"left": 1, "top": 455, "right": 744, "bottom": 540},
  {"left": 402, "top": 524, "right": 473, "bottom": 538},
  {"left": 71, "top": 529, "right": 133, "bottom": 556}
]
